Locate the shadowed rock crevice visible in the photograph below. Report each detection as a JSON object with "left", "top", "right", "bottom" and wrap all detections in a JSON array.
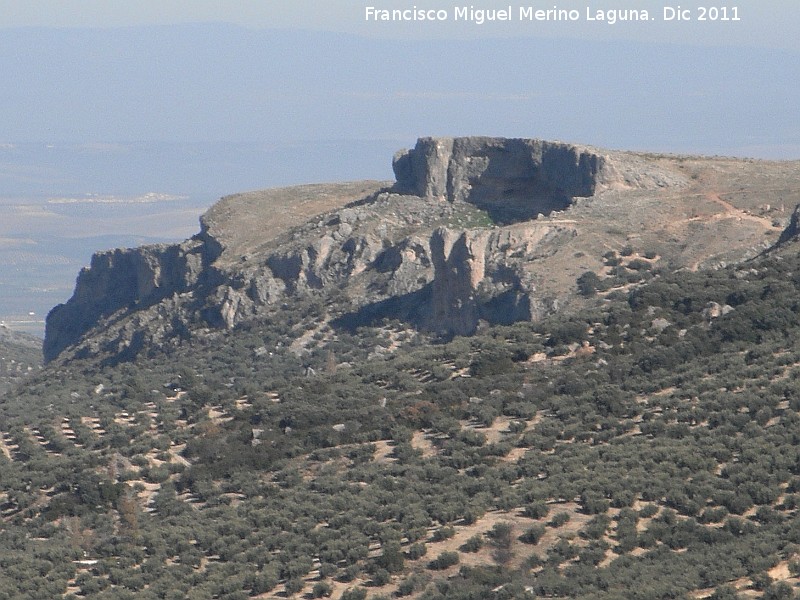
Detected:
[
  {"left": 331, "top": 286, "right": 433, "bottom": 332},
  {"left": 330, "top": 279, "right": 530, "bottom": 335}
]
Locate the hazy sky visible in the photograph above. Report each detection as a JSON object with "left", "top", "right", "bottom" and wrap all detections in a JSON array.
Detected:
[
  {"left": 0, "top": 1, "right": 798, "bottom": 49},
  {"left": 0, "top": 2, "right": 797, "bottom": 156}
]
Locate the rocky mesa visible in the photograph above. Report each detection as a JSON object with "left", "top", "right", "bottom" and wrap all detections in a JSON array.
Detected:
[
  {"left": 393, "top": 137, "right": 617, "bottom": 221},
  {"left": 44, "top": 137, "right": 800, "bottom": 363}
]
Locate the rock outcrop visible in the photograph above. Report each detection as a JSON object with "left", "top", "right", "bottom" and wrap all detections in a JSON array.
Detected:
[
  {"left": 45, "top": 137, "right": 785, "bottom": 364},
  {"left": 43, "top": 239, "right": 212, "bottom": 362},
  {"left": 393, "top": 137, "right": 617, "bottom": 222},
  {"left": 776, "top": 204, "right": 800, "bottom": 247},
  {"left": 425, "top": 223, "right": 572, "bottom": 335}
]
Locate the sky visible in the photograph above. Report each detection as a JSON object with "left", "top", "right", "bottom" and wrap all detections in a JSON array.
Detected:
[
  {"left": 0, "top": 1, "right": 796, "bottom": 153},
  {"left": 0, "top": 1, "right": 797, "bottom": 50},
  {"left": 0, "top": 2, "right": 797, "bottom": 154}
]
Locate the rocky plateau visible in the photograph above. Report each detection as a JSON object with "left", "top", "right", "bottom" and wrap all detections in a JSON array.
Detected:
[{"left": 44, "top": 137, "right": 800, "bottom": 363}]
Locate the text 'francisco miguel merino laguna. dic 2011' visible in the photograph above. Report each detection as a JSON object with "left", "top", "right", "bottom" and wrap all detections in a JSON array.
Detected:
[{"left": 364, "top": 6, "right": 741, "bottom": 25}]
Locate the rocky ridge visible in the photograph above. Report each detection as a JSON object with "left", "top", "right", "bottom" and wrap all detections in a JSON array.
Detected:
[{"left": 44, "top": 137, "right": 800, "bottom": 363}]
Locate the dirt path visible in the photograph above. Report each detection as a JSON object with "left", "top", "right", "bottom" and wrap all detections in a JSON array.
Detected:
[
  {"left": 372, "top": 440, "right": 396, "bottom": 463},
  {"left": 672, "top": 190, "right": 786, "bottom": 272},
  {"left": 411, "top": 430, "right": 437, "bottom": 458},
  {"left": 463, "top": 416, "right": 515, "bottom": 445},
  {"left": 705, "top": 192, "right": 782, "bottom": 230}
]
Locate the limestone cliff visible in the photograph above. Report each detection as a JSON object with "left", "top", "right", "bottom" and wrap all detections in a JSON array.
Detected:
[
  {"left": 393, "top": 137, "right": 618, "bottom": 222},
  {"left": 43, "top": 240, "right": 213, "bottom": 361},
  {"left": 426, "top": 223, "right": 571, "bottom": 335},
  {"left": 44, "top": 138, "right": 790, "bottom": 364}
]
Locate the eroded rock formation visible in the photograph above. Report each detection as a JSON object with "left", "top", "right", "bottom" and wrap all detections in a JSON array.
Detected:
[
  {"left": 393, "top": 136, "right": 616, "bottom": 222},
  {"left": 45, "top": 137, "right": 785, "bottom": 364},
  {"left": 43, "top": 240, "right": 211, "bottom": 362},
  {"left": 425, "top": 223, "right": 573, "bottom": 335}
]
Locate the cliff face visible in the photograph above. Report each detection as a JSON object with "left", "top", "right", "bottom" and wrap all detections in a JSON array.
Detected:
[
  {"left": 776, "top": 204, "right": 800, "bottom": 247},
  {"left": 393, "top": 137, "right": 617, "bottom": 222},
  {"left": 45, "top": 137, "right": 790, "bottom": 364},
  {"left": 426, "top": 223, "right": 572, "bottom": 336},
  {"left": 43, "top": 238, "right": 212, "bottom": 362}
]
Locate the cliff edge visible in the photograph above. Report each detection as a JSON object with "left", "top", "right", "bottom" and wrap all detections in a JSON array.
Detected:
[{"left": 393, "top": 137, "right": 617, "bottom": 222}]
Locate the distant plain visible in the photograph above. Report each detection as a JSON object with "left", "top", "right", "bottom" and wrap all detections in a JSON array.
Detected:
[{"left": 0, "top": 139, "right": 397, "bottom": 335}]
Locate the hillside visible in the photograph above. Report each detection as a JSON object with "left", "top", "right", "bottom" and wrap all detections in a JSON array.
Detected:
[
  {"left": 0, "top": 325, "right": 41, "bottom": 394},
  {"left": 3, "top": 139, "right": 800, "bottom": 599}
]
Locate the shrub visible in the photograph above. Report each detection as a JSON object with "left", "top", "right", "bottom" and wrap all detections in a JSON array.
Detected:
[
  {"left": 374, "top": 541, "right": 404, "bottom": 573},
  {"left": 519, "top": 525, "right": 546, "bottom": 545},
  {"left": 428, "top": 551, "right": 459, "bottom": 570},
  {"left": 508, "top": 420, "right": 527, "bottom": 434},
  {"left": 789, "top": 559, "right": 800, "bottom": 577},
  {"left": 432, "top": 525, "right": 456, "bottom": 541},
  {"left": 488, "top": 522, "right": 514, "bottom": 549},
  {"left": 580, "top": 492, "right": 610, "bottom": 515},
  {"left": 406, "top": 542, "right": 427, "bottom": 560},
  {"left": 710, "top": 585, "right": 742, "bottom": 600},
  {"left": 372, "top": 568, "right": 391, "bottom": 586},
  {"left": 577, "top": 271, "right": 602, "bottom": 297},
  {"left": 638, "top": 504, "right": 659, "bottom": 519},
  {"left": 250, "top": 569, "right": 278, "bottom": 595},
  {"left": 751, "top": 572, "right": 773, "bottom": 591},
  {"left": 460, "top": 534, "right": 484, "bottom": 553},
  {"left": 341, "top": 588, "right": 367, "bottom": 600},
  {"left": 763, "top": 582, "right": 795, "bottom": 600},
  {"left": 397, "top": 578, "right": 416, "bottom": 596},
  {"left": 318, "top": 562, "right": 337, "bottom": 579},
  {"left": 284, "top": 579, "right": 304, "bottom": 596},
  {"left": 470, "top": 348, "right": 514, "bottom": 377},
  {"left": 523, "top": 502, "right": 549, "bottom": 519},
  {"left": 582, "top": 514, "right": 611, "bottom": 539},
  {"left": 627, "top": 259, "right": 651, "bottom": 271}
]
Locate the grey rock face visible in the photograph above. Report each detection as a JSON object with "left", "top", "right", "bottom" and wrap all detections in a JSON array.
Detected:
[
  {"left": 373, "top": 236, "right": 433, "bottom": 296},
  {"left": 393, "top": 138, "right": 455, "bottom": 199},
  {"left": 425, "top": 223, "right": 571, "bottom": 335},
  {"left": 776, "top": 204, "right": 800, "bottom": 246},
  {"left": 428, "top": 227, "right": 487, "bottom": 336},
  {"left": 43, "top": 137, "right": 595, "bottom": 363},
  {"left": 43, "top": 239, "right": 210, "bottom": 362},
  {"left": 393, "top": 137, "right": 614, "bottom": 222}
]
